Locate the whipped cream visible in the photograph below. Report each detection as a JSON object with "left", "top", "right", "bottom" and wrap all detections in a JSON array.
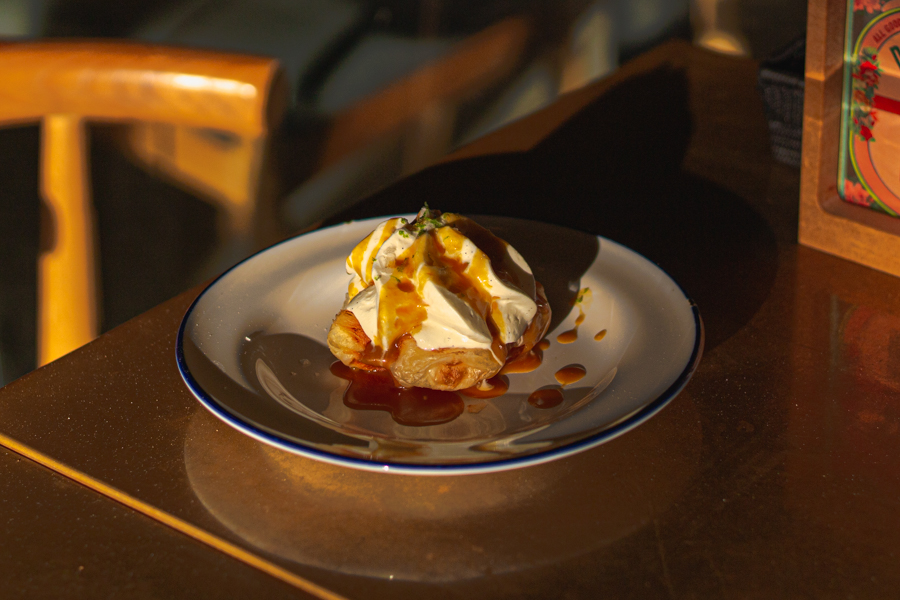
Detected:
[{"left": 343, "top": 209, "right": 538, "bottom": 358}]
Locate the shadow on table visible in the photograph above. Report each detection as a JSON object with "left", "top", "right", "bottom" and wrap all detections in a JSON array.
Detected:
[
  {"left": 330, "top": 64, "right": 779, "bottom": 353},
  {"left": 183, "top": 390, "right": 702, "bottom": 586}
]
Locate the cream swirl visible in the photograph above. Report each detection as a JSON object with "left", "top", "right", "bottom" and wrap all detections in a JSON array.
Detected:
[{"left": 342, "top": 208, "right": 538, "bottom": 359}]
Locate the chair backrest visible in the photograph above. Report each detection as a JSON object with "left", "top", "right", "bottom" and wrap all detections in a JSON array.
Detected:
[
  {"left": 0, "top": 41, "right": 285, "bottom": 365},
  {"left": 0, "top": 41, "right": 285, "bottom": 131}
]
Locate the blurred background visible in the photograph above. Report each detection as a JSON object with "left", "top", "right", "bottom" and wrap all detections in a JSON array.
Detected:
[{"left": 0, "top": 0, "right": 807, "bottom": 385}]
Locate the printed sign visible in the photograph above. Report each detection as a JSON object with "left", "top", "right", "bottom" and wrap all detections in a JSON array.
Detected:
[{"left": 841, "top": 4, "right": 900, "bottom": 216}]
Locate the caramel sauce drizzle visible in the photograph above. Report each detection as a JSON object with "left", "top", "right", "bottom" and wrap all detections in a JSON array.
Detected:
[
  {"left": 556, "top": 312, "right": 585, "bottom": 344},
  {"left": 347, "top": 217, "right": 405, "bottom": 292},
  {"left": 432, "top": 223, "right": 517, "bottom": 342},
  {"left": 555, "top": 365, "right": 586, "bottom": 386},
  {"left": 556, "top": 287, "right": 592, "bottom": 344},
  {"left": 460, "top": 375, "right": 509, "bottom": 399},
  {"left": 330, "top": 361, "right": 464, "bottom": 426},
  {"left": 358, "top": 335, "right": 407, "bottom": 370},
  {"left": 594, "top": 329, "right": 607, "bottom": 341},
  {"left": 500, "top": 349, "right": 542, "bottom": 374}
]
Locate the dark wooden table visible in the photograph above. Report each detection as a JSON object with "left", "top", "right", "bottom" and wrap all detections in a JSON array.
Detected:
[{"left": 2, "top": 41, "right": 899, "bottom": 599}]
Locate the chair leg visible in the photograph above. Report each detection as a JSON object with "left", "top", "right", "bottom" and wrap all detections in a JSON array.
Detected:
[{"left": 38, "top": 115, "right": 99, "bottom": 366}]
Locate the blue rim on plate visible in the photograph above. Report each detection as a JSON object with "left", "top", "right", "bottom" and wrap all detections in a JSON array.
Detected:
[{"left": 176, "top": 216, "right": 703, "bottom": 476}]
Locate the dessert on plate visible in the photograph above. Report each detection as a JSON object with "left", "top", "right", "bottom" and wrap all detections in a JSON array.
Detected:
[{"left": 327, "top": 207, "right": 551, "bottom": 391}]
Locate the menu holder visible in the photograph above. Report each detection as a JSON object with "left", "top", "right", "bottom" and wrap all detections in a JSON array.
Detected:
[{"left": 801, "top": 0, "right": 900, "bottom": 277}]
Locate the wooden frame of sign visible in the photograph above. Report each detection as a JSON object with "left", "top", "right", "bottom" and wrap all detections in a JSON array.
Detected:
[{"left": 800, "top": 0, "right": 900, "bottom": 277}]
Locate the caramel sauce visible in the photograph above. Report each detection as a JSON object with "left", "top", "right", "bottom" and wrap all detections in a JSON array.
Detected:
[
  {"left": 516, "top": 284, "right": 551, "bottom": 353},
  {"left": 434, "top": 220, "right": 535, "bottom": 342},
  {"left": 555, "top": 287, "right": 592, "bottom": 344},
  {"left": 594, "top": 329, "right": 607, "bottom": 341},
  {"left": 439, "top": 253, "right": 473, "bottom": 290},
  {"left": 556, "top": 311, "right": 585, "bottom": 344},
  {"left": 377, "top": 277, "right": 426, "bottom": 351},
  {"left": 491, "top": 335, "right": 509, "bottom": 366},
  {"left": 537, "top": 339, "right": 550, "bottom": 351},
  {"left": 359, "top": 334, "right": 406, "bottom": 369},
  {"left": 528, "top": 387, "right": 564, "bottom": 409},
  {"left": 556, "top": 329, "right": 578, "bottom": 344},
  {"left": 330, "top": 361, "right": 464, "bottom": 426},
  {"left": 347, "top": 217, "right": 404, "bottom": 285},
  {"left": 500, "top": 349, "right": 543, "bottom": 374},
  {"left": 445, "top": 217, "right": 522, "bottom": 289},
  {"left": 460, "top": 375, "right": 509, "bottom": 399},
  {"left": 555, "top": 365, "right": 586, "bottom": 386}
]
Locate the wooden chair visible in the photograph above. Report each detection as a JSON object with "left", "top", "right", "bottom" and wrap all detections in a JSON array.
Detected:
[
  {"left": 0, "top": 41, "right": 286, "bottom": 366},
  {"left": 280, "top": 17, "right": 531, "bottom": 229}
]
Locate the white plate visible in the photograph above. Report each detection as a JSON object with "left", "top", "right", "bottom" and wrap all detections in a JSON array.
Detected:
[{"left": 177, "top": 216, "right": 702, "bottom": 475}]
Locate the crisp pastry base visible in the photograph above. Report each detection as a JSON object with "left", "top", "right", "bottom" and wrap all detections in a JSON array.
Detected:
[
  {"left": 326, "top": 309, "right": 378, "bottom": 373},
  {"left": 327, "top": 283, "right": 551, "bottom": 392},
  {"left": 326, "top": 310, "right": 502, "bottom": 391},
  {"left": 389, "top": 336, "right": 502, "bottom": 390}
]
